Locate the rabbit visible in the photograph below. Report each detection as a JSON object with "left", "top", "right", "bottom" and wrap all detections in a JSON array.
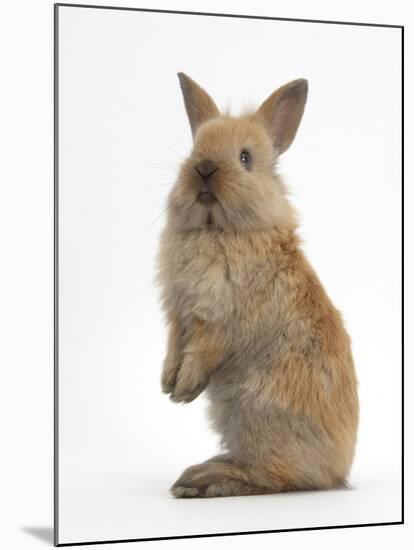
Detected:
[{"left": 156, "top": 72, "right": 358, "bottom": 498}]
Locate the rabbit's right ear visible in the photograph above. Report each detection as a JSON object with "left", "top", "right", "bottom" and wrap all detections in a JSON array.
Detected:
[{"left": 177, "top": 73, "right": 220, "bottom": 138}]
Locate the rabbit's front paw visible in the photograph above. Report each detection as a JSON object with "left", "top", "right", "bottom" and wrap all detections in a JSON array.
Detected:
[
  {"left": 161, "top": 354, "right": 182, "bottom": 395},
  {"left": 161, "top": 366, "right": 179, "bottom": 395},
  {"left": 170, "top": 354, "right": 209, "bottom": 403}
]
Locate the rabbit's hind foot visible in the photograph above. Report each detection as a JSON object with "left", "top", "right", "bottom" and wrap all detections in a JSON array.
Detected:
[{"left": 170, "top": 459, "right": 274, "bottom": 498}]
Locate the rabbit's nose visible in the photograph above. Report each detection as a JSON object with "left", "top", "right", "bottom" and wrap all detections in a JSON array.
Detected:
[{"left": 195, "top": 159, "right": 218, "bottom": 180}]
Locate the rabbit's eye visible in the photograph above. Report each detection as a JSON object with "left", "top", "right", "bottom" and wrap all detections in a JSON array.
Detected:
[{"left": 239, "top": 149, "right": 251, "bottom": 170}]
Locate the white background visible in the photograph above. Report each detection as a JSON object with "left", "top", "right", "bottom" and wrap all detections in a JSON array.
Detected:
[
  {"left": 56, "top": 4, "right": 403, "bottom": 544},
  {"left": 0, "top": 1, "right": 411, "bottom": 549}
]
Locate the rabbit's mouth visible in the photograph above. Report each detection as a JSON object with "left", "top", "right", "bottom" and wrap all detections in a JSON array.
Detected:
[{"left": 197, "top": 190, "right": 217, "bottom": 205}]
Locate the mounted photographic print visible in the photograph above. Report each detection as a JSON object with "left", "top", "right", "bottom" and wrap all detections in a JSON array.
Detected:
[{"left": 54, "top": 3, "right": 403, "bottom": 546}]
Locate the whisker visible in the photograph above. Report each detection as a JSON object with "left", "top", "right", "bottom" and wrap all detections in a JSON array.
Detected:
[
  {"left": 144, "top": 203, "right": 171, "bottom": 233},
  {"left": 157, "top": 140, "right": 186, "bottom": 162},
  {"left": 165, "top": 117, "right": 191, "bottom": 154},
  {"left": 133, "top": 164, "right": 178, "bottom": 171},
  {"left": 130, "top": 184, "right": 173, "bottom": 198}
]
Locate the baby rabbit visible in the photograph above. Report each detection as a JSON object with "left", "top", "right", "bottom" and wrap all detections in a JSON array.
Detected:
[{"left": 157, "top": 73, "right": 358, "bottom": 498}]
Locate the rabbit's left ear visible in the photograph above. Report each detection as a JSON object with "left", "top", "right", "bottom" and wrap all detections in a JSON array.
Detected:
[
  {"left": 256, "top": 79, "right": 308, "bottom": 154},
  {"left": 177, "top": 73, "right": 220, "bottom": 138}
]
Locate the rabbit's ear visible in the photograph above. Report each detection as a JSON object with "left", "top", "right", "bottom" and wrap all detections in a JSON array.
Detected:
[
  {"left": 177, "top": 73, "right": 220, "bottom": 138},
  {"left": 256, "top": 79, "right": 308, "bottom": 155}
]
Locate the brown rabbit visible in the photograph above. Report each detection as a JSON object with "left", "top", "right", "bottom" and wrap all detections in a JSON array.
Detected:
[{"left": 157, "top": 73, "right": 358, "bottom": 498}]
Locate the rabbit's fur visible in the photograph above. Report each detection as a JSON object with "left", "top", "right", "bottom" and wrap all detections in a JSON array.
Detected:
[{"left": 157, "top": 73, "right": 358, "bottom": 498}]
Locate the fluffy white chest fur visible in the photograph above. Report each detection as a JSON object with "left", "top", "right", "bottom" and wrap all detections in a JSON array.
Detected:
[{"left": 160, "top": 229, "right": 234, "bottom": 325}]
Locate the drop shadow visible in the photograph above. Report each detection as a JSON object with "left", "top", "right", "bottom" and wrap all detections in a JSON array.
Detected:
[{"left": 22, "top": 526, "right": 54, "bottom": 545}]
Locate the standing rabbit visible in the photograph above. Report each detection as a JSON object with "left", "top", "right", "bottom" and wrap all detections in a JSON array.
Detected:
[{"left": 157, "top": 73, "right": 358, "bottom": 498}]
